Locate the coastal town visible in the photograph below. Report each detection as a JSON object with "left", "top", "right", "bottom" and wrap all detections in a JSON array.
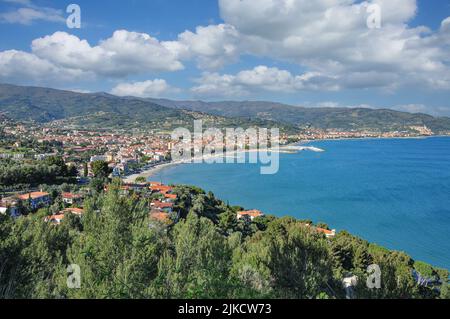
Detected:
[
  {"left": 0, "top": 113, "right": 440, "bottom": 223},
  {"left": 1, "top": 114, "right": 437, "bottom": 176}
]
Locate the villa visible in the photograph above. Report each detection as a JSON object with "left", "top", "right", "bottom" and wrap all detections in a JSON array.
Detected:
[
  {"left": 151, "top": 200, "right": 173, "bottom": 212},
  {"left": 17, "top": 192, "right": 51, "bottom": 210},
  {"left": 237, "top": 210, "right": 265, "bottom": 221},
  {"left": 62, "top": 207, "right": 85, "bottom": 216},
  {"left": 150, "top": 184, "right": 173, "bottom": 194},
  {"left": 316, "top": 227, "right": 337, "bottom": 238},
  {"left": 62, "top": 192, "right": 83, "bottom": 205},
  {"left": 45, "top": 208, "right": 85, "bottom": 225},
  {"left": 45, "top": 214, "right": 65, "bottom": 225}
]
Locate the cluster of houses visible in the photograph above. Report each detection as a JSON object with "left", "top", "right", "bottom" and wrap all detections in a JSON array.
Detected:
[
  {"left": 1, "top": 183, "right": 336, "bottom": 237},
  {"left": 149, "top": 182, "right": 177, "bottom": 224},
  {"left": 235, "top": 209, "right": 336, "bottom": 238},
  {"left": 0, "top": 191, "right": 52, "bottom": 218},
  {"left": 0, "top": 190, "right": 86, "bottom": 225}
]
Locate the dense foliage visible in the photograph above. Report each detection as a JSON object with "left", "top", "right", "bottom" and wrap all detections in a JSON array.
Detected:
[
  {"left": 0, "top": 84, "right": 296, "bottom": 133},
  {"left": 0, "top": 156, "right": 77, "bottom": 193},
  {"left": 3, "top": 84, "right": 450, "bottom": 133},
  {"left": 0, "top": 183, "right": 448, "bottom": 299}
]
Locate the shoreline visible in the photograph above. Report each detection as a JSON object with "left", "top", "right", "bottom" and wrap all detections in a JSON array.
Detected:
[
  {"left": 122, "top": 146, "right": 306, "bottom": 183},
  {"left": 122, "top": 134, "right": 450, "bottom": 183}
]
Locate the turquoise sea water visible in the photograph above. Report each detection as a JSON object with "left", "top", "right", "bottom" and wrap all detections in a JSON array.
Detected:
[{"left": 150, "top": 137, "right": 450, "bottom": 270}]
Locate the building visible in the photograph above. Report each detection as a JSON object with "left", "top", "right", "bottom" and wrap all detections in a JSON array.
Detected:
[
  {"left": 151, "top": 200, "right": 173, "bottom": 213},
  {"left": 237, "top": 210, "right": 265, "bottom": 221},
  {"left": 0, "top": 197, "right": 21, "bottom": 218},
  {"left": 149, "top": 209, "right": 171, "bottom": 223},
  {"left": 303, "top": 224, "right": 337, "bottom": 238},
  {"left": 62, "top": 207, "right": 85, "bottom": 216},
  {"left": 315, "top": 227, "right": 337, "bottom": 238},
  {"left": 62, "top": 192, "right": 83, "bottom": 205},
  {"left": 164, "top": 193, "right": 177, "bottom": 200},
  {"left": 45, "top": 208, "right": 85, "bottom": 225},
  {"left": 17, "top": 192, "right": 51, "bottom": 210},
  {"left": 150, "top": 184, "right": 173, "bottom": 194},
  {"left": 45, "top": 214, "right": 65, "bottom": 225},
  {"left": 90, "top": 155, "right": 108, "bottom": 162}
]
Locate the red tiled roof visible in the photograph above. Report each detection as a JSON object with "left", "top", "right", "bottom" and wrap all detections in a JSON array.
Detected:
[
  {"left": 62, "top": 192, "right": 82, "bottom": 199},
  {"left": 62, "top": 208, "right": 84, "bottom": 215},
  {"left": 316, "top": 227, "right": 334, "bottom": 236},
  {"left": 237, "top": 210, "right": 264, "bottom": 218},
  {"left": 164, "top": 193, "right": 177, "bottom": 200},
  {"left": 150, "top": 185, "right": 173, "bottom": 194},
  {"left": 149, "top": 210, "right": 170, "bottom": 222},
  {"left": 151, "top": 200, "right": 173, "bottom": 209},
  {"left": 18, "top": 192, "right": 49, "bottom": 200}
]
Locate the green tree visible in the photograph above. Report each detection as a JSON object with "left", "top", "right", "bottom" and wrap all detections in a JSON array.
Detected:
[
  {"left": 231, "top": 217, "right": 333, "bottom": 299},
  {"left": 154, "top": 213, "right": 232, "bottom": 298},
  {"left": 135, "top": 176, "right": 146, "bottom": 183},
  {"left": 91, "top": 161, "right": 111, "bottom": 179}
]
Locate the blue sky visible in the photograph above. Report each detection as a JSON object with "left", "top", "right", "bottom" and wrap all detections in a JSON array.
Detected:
[{"left": 0, "top": 0, "right": 450, "bottom": 116}]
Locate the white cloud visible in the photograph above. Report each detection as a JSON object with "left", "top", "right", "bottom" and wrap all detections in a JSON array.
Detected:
[
  {"left": 1, "top": 0, "right": 450, "bottom": 100},
  {"left": 0, "top": 30, "right": 187, "bottom": 84},
  {"left": 0, "top": 0, "right": 64, "bottom": 25},
  {"left": 31, "top": 31, "right": 184, "bottom": 77},
  {"left": 191, "top": 65, "right": 339, "bottom": 98},
  {"left": 111, "top": 79, "right": 180, "bottom": 98},
  {"left": 0, "top": 49, "right": 87, "bottom": 84},
  {"left": 177, "top": 24, "right": 240, "bottom": 70},
  {"left": 215, "top": 0, "right": 450, "bottom": 91}
]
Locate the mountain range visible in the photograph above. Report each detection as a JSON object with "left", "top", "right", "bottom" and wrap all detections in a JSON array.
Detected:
[
  {"left": 1, "top": 83, "right": 450, "bottom": 133},
  {"left": 148, "top": 98, "right": 450, "bottom": 133}
]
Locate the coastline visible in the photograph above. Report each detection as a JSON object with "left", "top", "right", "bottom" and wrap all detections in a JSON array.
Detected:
[
  {"left": 122, "top": 135, "right": 450, "bottom": 183},
  {"left": 122, "top": 145, "right": 308, "bottom": 183}
]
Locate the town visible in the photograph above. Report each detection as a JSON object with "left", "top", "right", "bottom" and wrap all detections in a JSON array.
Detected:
[{"left": 0, "top": 114, "right": 436, "bottom": 230}]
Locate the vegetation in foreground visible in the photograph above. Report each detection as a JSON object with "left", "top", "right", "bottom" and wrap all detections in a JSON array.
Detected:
[{"left": 0, "top": 182, "right": 449, "bottom": 299}]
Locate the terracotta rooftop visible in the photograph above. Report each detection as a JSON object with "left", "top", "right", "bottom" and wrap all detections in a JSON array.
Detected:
[{"left": 17, "top": 192, "right": 49, "bottom": 200}]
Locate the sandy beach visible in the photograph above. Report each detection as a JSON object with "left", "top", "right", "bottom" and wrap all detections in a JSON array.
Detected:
[{"left": 121, "top": 145, "right": 321, "bottom": 183}]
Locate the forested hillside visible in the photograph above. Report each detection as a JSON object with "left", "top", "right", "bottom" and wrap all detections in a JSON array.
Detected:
[
  {"left": 149, "top": 99, "right": 450, "bottom": 133},
  {"left": 1, "top": 182, "right": 448, "bottom": 299}
]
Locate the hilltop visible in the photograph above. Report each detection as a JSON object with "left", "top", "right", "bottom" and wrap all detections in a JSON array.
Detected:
[
  {"left": 1, "top": 83, "right": 450, "bottom": 134},
  {"left": 148, "top": 98, "right": 450, "bottom": 134}
]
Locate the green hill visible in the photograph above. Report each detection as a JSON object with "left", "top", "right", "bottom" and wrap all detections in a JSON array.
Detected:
[
  {"left": 1, "top": 83, "right": 450, "bottom": 134},
  {"left": 0, "top": 84, "right": 294, "bottom": 132},
  {"left": 148, "top": 99, "right": 450, "bottom": 134}
]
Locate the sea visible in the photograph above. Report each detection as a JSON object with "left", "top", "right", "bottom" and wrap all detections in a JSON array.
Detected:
[{"left": 149, "top": 137, "right": 450, "bottom": 270}]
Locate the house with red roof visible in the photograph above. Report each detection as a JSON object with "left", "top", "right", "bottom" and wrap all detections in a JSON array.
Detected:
[
  {"left": 150, "top": 185, "right": 173, "bottom": 194},
  {"left": 45, "top": 208, "right": 85, "bottom": 225},
  {"left": 315, "top": 227, "right": 336, "bottom": 238},
  {"left": 151, "top": 200, "right": 173, "bottom": 212},
  {"left": 237, "top": 210, "right": 265, "bottom": 221},
  {"left": 17, "top": 192, "right": 51, "bottom": 210},
  {"left": 45, "top": 214, "right": 65, "bottom": 225},
  {"left": 62, "top": 192, "right": 83, "bottom": 205}
]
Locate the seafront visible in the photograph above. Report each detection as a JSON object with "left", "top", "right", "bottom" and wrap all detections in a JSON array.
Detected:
[
  {"left": 122, "top": 145, "right": 325, "bottom": 183},
  {"left": 121, "top": 135, "right": 444, "bottom": 183},
  {"left": 145, "top": 136, "right": 450, "bottom": 270}
]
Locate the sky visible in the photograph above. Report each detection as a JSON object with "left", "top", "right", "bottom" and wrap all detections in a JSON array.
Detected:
[{"left": 0, "top": 0, "right": 450, "bottom": 116}]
